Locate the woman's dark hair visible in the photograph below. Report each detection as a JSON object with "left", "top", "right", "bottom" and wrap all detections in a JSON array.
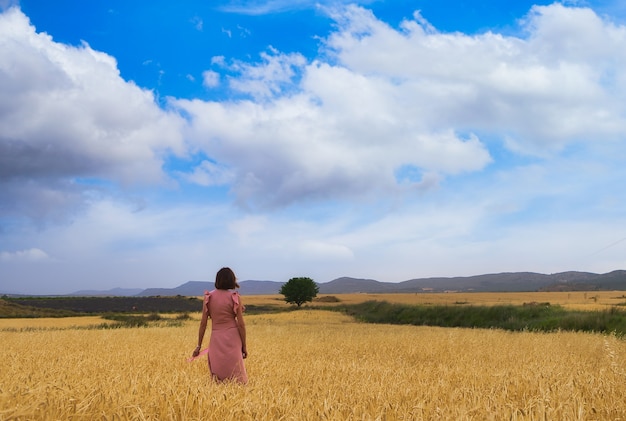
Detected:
[{"left": 215, "top": 267, "right": 239, "bottom": 290}]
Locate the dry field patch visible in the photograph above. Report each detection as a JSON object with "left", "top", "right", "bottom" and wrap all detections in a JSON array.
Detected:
[
  {"left": 1, "top": 310, "right": 625, "bottom": 420},
  {"left": 243, "top": 291, "right": 626, "bottom": 311}
]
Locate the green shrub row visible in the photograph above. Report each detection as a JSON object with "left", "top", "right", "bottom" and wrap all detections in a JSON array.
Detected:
[
  {"left": 100, "top": 312, "right": 189, "bottom": 328},
  {"left": 335, "top": 301, "right": 626, "bottom": 336}
]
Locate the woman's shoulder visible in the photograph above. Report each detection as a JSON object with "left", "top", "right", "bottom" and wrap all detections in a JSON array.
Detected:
[
  {"left": 208, "top": 288, "right": 241, "bottom": 298},
  {"left": 230, "top": 290, "right": 245, "bottom": 311}
]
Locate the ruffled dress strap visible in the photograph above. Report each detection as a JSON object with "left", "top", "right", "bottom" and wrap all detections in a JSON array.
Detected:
[{"left": 231, "top": 291, "right": 245, "bottom": 313}]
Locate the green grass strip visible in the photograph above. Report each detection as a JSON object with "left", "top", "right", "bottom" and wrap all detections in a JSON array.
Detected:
[{"left": 334, "top": 301, "right": 626, "bottom": 336}]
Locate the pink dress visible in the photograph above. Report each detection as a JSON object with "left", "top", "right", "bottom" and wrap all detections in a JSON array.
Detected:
[{"left": 204, "top": 289, "right": 247, "bottom": 383}]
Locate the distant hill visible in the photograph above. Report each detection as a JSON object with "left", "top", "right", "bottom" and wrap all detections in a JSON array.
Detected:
[
  {"left": 538, "top": 270, "right": 626, "bottom": 292},
  {"left": 136, "top": 280, "right": 284, "bottom": 297},
  {"left": 138, "top": 281, "right": 210, "bottom": 297},
  {"left": 316, "top": 271, "right": 626, "bottom": 294},
  {"left": 397, "top": 272, "right": 561, "bottom": 293},
  {"left": 238, "top": 280, "right": 285, "bottom": 295},
  {"left": 65, "top": 270, "right": 626, "bottom": 296},
  {"left": 69, "top": 287, "right": 144, "bottom": 297},
  {"left": 318, "top": 277, "right": 389, "bottom": 294}
]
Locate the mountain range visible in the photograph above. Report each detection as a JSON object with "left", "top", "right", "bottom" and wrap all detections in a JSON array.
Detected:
[{"left": 62, "top": 270, "right": 626, "bottom": 297}]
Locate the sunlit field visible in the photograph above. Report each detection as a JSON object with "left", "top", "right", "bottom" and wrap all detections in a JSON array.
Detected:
[
  {"left": 2, "top": 309, "right": 625, "bottom": 420},
  {"left": 0, "top": 316, "right": 115, "bottom": 330},
  {"left": 245, "top": 290, "right": 626, "bottom": 311}
]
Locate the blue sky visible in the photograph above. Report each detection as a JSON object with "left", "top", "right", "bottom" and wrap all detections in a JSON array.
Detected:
[{"left": 1, "top": 0, "right": 626, "bottom": 294}]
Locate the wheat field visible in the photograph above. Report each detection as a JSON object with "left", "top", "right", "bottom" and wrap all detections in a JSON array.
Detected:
[
  {"left": 247, "top": 290, "right": 626, "bottom": 311},
  {"left": 0, "top": 316, "right": 116, "bottom": 330},
  {"left": 1, "top": 309, "right": 626, "bottom": 420}
]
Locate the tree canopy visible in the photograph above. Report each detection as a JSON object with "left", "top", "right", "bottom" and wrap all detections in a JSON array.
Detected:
[{"left": 279, "top": 277, "right": 319, "bottom": 307}]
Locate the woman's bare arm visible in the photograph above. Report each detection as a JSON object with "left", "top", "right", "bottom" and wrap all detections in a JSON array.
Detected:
[
  {"left": 236, "top": 300, "right": 247, "bottom": 358},
  {"left": 193, "top": 303, "right": 209, "bottom": 356}
]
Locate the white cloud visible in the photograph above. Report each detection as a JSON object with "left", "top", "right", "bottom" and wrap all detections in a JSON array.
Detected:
[
  {"left": 228, "top": 215, "right": 267, "bottom": 242},
  {"left": 202, "top": 70, "right": 220, "bottom": 88},
  {"left": 227, "top": 48, "right": 307, "bottom": 99},
  {"left": 297, "top": 240, "right": 354, "bottom": 260},
  {"left": 324, "top": 4, "right": 626, "bottom": 153},
  {"left": 218, "top": 0, "right": 317, "bottom": 15},
  {"left": 211, "top": 55, "right": 226, "bottom": 66},
  {"left": 170, "top": 3, "right": 626, "bottom": 212},
  {"left": 217, "top": 0, "right": 377, "bottom": 15},
  {"left": 190, "top": 16, "right": 203, "bottom": 31},
  {"left": 2, "top": 3, "right": 626, "bottom": 294},
  {"left": 0, "top": 1, "right": 18, "bottom": 11},
  {"left": 181, "top": 160, "right": 234, "bottom": 186},
  {"left": 0, "top": 8, "right": 186, "bottom": 222},
  {"left": 0, "top": 248, "right": 51, "bottom": 262}
]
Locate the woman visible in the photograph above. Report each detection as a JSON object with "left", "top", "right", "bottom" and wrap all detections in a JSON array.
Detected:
[{"left": 192, "top": 267, "right": 248, "bottom": 384}]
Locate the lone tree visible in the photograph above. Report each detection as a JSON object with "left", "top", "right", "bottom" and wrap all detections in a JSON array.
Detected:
[{"left": 280, "top": 277, "right": 319, "bottom": 307}]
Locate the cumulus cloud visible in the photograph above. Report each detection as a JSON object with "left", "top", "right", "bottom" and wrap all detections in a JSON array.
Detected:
[
  {"left": 0, "top": 8, "right": 186, "bottom": 222},
  {"left": 326, "top": 4, "right": 626, "bottom": 152},
  {"left": 16, "top": 3, "right": 623, "bottom": 219},
  {"left": 170, "top": 3, "right": 626, "bottom": 210}
]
